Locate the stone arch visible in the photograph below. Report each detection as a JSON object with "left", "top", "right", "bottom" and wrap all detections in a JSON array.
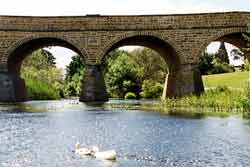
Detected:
[
  {"left": 5, "top": 34, "right": 87, "bottom": 74},
  {"left": 98, "top": 32, "right": 181, "bottom": 72},
  {"left": 197, "top": 27, "right": 246, "bottom": 59}
]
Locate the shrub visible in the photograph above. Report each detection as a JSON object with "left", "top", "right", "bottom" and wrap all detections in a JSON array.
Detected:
[
  {"left": 214, "top": 85, "right": 231, "bottom": 93},
  {"left": 124, "top": 92, "right": 137, "bottom": 99},
  {"left": 26, "top": 79, "right": 60, "bottom": 100},
  {"left": 140, "top": 80, "right": 163, "bottom": 99},
  {"left": 210, "top": 62, "right": 235, "bottom": 74}
]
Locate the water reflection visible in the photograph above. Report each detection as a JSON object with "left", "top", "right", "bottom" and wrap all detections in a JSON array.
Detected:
[{"left": 0, "top": 100, "right": 249, "bottom": 167}]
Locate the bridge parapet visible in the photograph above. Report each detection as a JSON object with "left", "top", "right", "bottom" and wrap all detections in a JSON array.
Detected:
[{"left": 0, "top": 12, "right": 249, "bottom": 31}]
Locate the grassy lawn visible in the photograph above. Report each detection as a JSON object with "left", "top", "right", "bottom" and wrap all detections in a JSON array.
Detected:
[{"left": 202, "top": 71, "right": 250, "bottom": 89}]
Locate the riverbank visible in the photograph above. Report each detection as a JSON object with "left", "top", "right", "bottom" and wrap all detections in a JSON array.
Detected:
[
  {"left": 153, "top": 72, "right": 250, "bottom": 119},
  {"left": 107, "top": 85, "right": 250, "bottom": 119}
]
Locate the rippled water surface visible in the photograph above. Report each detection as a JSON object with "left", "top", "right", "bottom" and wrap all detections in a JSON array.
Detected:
[{"left": 0, "top": 100, "right": 250, "bottom": 167}]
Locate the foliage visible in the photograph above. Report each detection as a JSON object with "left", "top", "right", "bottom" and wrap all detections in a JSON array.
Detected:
[
  {"left": 104, "top": 48, "right": 167, "bottom": 99},
  {"left": 25, "top": 78, "right": 60, "bottom": 100},
  {"left": 104, "top": 51, "right": 140, "bottom": 98},
  {"left": 230, "top": 49, "right": 243, "bottom": 60},
  {"left": 124, "top": 92, "right": 137, "bottom": 99},
  {"left": 129, "top": 48, "right": 168, "bottom": 82},
  {"left": 216, "top": 42, "right": 229, "bottom": 64},
  {"left": 140, "top": 80, "right": 163, "bottom": 99},
  {"left": 241, "top": 81, "right": 250, "bottom": 113},
  {"left": 210, "top": 59, "right": 235, "bottom": 74},
  {"left": 64, "top": 55, "right": 85, "bottom": 97},
  {"left": 21, "top": 49, "right": 64, "bottom": 100},
  {"left": 198, "top": 50, "right": 215, "bottom": 75},
  {"left": 64, "top": 70, "right": 85, "bottom": 97},
  {"left": 65, "top": 55, "right": 85, "bottom": 81},
  {"left": 162, "top": 85, "right": 244, "bottom": 113},
  {"left": 154, "top": 71, "right": 250, "bottom": 118},
  {"left": 243, "top": 59, "right": 250, "bottom": 71},
  {"left": 199, "top": 50, "right": 235, "bottom": 75}
]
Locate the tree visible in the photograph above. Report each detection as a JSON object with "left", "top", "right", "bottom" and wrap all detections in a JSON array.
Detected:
[
  {"left": 22, "top": 49, "right": 56, "bottom": 69},
  {"left": 216, "top": 42, "right": 229, "bottom": 64},
  {"left": 230, "top": 49, "right": 243, "bottom": 60},
  {"left": 129, "top": 48, "right": 168, "bottom": 83},
  {"left": 21, "top": 49, "right": 64, "bottom": 99},
  {"left": 198, "top": 50, "right": 214, "bottom": 75},
  {"left": 104, "top": 48, "right": 168, "bottom": 99},
  {"left": 64, "top": 55, "right": 85, "bottom": 96},
  {"left": 105, "top": 51, "right": 139, "bottom": 98},
  {"left": 199, "top": 49, "right": 235, "bottom": 75},
  {"left": 65, "top": 55, "right": 85, "bottom": 81}
]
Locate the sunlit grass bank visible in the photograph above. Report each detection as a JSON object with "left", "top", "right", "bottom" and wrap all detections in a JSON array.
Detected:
[{"left": 203, "top": 71, "right": 250, "bottom": 89}]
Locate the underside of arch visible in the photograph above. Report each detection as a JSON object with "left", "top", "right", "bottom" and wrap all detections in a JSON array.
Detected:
[
  {"left": 7, "top": 37, "right": 84, "bottom": 75},
  {"left": 100, "top": 35, "right": 181, "bottom": 72},
  {"left": 0, "top": 36, "right": 85, "bottom": 102},
  {"left": 215, "top": 33, "right": 247, "bottom": 49}
]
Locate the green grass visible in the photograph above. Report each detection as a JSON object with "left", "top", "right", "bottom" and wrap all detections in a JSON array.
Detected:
[{"left": 203, "top": 71, "right": 250, "bottom": 89}]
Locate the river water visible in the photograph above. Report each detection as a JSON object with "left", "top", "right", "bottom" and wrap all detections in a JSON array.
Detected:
[{"left": 0, "top": 100, "right": 250, "bottom": 167}]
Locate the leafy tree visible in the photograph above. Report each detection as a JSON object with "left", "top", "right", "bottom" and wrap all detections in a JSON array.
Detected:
[
  {"left": 105, "top": 51, "right": 139, "bottom": 98},
  {"left": 130, "top": 48, "right": 168, "bottom": 83},
  {"left": 64, "top": 55, "right": 85, "bottom": 96},
  {"left": 65, "top": 55, "right": 85, "bottom": 81},
  {"left": 198, "top": 50, "right": 215, "bottom": 75},
  {"left": 21, "top": 49, "right": 64, "bottom": 99},
  {"left": 22, "top": 49, "right": 56, "bottom": 69},
  {"left": 216, "top": 42, "right": 229, "bottom": 64},
  {"left": 230, "top": 49, "right": 243, "bottom": 60},
  {"left": 104, "top": 48, "right": 168, "bottom": 99}
]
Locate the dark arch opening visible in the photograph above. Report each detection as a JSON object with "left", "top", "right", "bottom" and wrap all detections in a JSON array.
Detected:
[
  {"left": 215, "top": 32, "right": 246, "bottom": 49},
  {"left": 101, "top": 35, "right": 181, "bottom": 72},
  {"left": 7, "top": 37, "right": 84, "bottom": 75},
  {"left": 99, "top": 35, "right": 181, "bottom": 99},
  {"left": 199, "top": 32, "right": 246, "bottom": 91},
  {"left": 6, "top": 37, "right": 84, "bottom": 102}
]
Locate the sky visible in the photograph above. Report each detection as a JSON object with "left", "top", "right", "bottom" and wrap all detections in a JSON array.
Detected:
[
  {"left": 1, "top": 0, "right": 250, "bottom": 16},
  {"left": 1, "top": 0, "right": 249, "bottom": 68}
]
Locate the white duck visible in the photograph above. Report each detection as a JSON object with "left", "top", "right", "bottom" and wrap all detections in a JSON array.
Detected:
[
  {"left": 91, "top": 146, "right": 117, "bottom": 161},
  {"left": 75, "top": 142, "right": 92, "bottom": 156}
]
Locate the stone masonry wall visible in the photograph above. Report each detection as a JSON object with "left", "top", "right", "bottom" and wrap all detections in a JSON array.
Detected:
[{"left": 0, "top": 11, "right": 249, "bottom": 69}]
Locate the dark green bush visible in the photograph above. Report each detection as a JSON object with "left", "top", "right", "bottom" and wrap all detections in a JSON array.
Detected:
[{"left": 210, "top": 62, "right": 235, "bottom": 74}]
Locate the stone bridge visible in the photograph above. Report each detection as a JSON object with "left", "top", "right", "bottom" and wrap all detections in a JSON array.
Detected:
[{"left": 0, "top": 11, "right": 249, "bottom": 102}]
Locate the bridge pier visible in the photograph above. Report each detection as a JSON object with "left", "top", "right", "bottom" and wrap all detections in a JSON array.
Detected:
[
  {"left": 0, "top": 72, "right": 27, "bottom": 102},
  {"left": 162, "top": 64, "right": 204, "bottom": 99},
  {"left": 79, "top": 64, "right": 108, "bottom": 102}
]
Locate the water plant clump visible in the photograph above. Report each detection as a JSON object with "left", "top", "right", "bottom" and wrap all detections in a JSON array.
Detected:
[{"left": 149, "top": 84, "right": 250, "bottom": 118}]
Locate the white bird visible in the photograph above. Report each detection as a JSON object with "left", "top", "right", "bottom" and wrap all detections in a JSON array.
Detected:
[
  {"left": 75, "top": 142, "right": 92, "bottom": 156},
  {"left": 91, "top": 146, "right": 117, "bottom": 161}
]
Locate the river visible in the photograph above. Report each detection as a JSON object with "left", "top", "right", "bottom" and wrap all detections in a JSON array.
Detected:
[{"left": 0, "top": 100, "right": 250, "bottom": 167}]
